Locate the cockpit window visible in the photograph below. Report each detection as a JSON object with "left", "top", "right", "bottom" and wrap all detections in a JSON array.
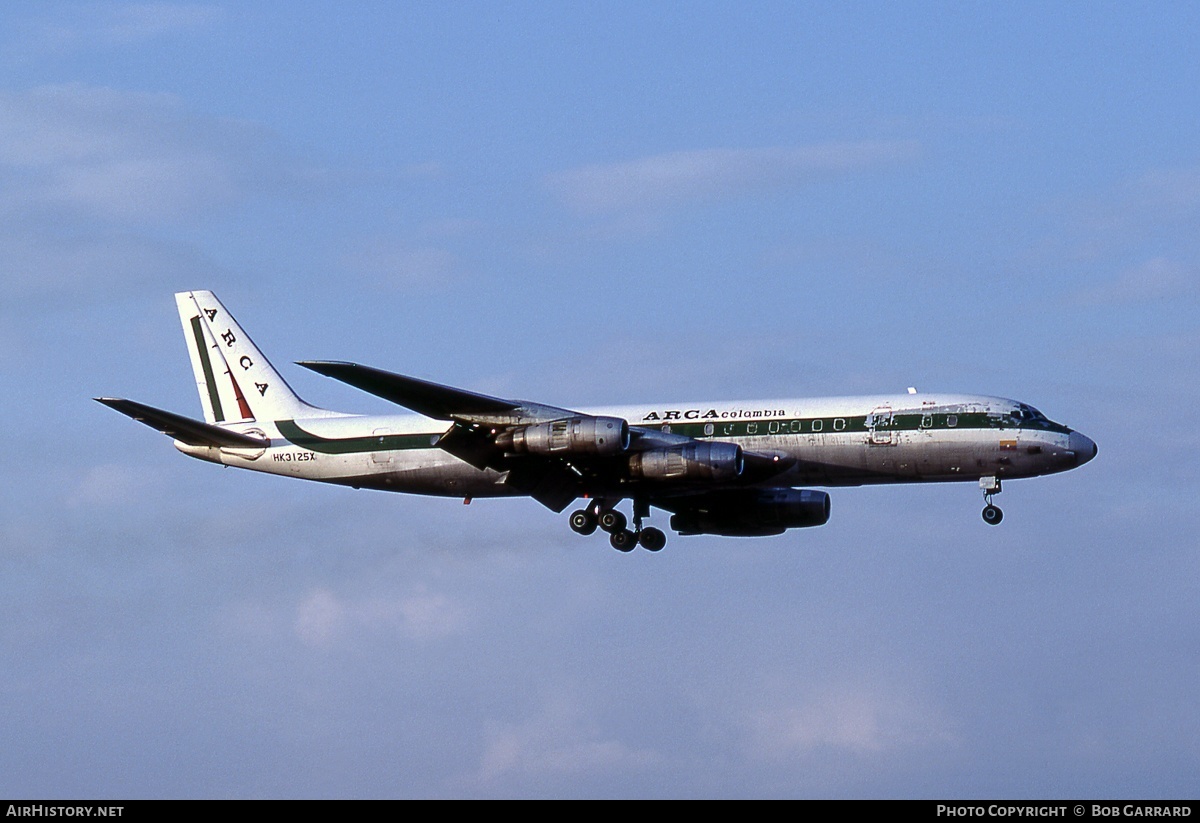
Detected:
[{"left": 1013, "top": 404, "right": 1054, "bottom": 429}]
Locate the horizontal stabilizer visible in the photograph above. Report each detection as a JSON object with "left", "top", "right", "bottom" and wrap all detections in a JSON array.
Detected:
[
  {"left": 95, "top": 398, "right": 269, "bottom": 448},
  {"left": 297, "top": 361, "right": 519, "bottom": 420}
]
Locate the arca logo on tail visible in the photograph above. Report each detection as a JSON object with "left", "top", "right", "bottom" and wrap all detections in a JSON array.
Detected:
[{"left": 175, "top": 290, "right": 314, "bottom": 424}]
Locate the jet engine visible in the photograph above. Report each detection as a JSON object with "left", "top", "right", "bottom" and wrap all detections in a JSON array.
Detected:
[
  {"left": 668, "top": 488, "right": 831, "bottom": 536},
  {"left": 496, "top": 416, "right": 630, "bottom": 456},
  {"left": 628, "top": 442, "right": 744, "bottom": 482}
]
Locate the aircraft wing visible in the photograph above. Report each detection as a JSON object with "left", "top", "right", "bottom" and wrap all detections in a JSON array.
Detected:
[
  {"left": 298, "top": 361, "right": 603, "bottom": 510},
  {"left": 297, "top": 360, "right": 574, "bottom": 423},
  {"left": 297, "top": 360, "right": 794, "bottom": 511},
  {"left": 95, "top": 398, "right": 268, "bottom": 448}
]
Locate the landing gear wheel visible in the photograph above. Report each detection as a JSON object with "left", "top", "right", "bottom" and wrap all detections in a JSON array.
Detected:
[
  {"left": 609, "top": 529, "right": 637, "bottom": 552},
  {"left": 638, "top": 527, "right": 667, "bottom": 552},
  {"left": 598, "top": 509, "right": 627, "bottom": 534},
  {"left": 979, "top": 477, "right": 1003, "bottom": 526},
  {"left": 568, "top": 509, "right": 597, "bottom": 535}
]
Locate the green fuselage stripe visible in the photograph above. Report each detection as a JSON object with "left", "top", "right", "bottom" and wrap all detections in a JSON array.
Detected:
[
  {"left": 275, "top": 412, "right": 1068, "bottom": 455},
  {"left": 276, "top": 419, "right": 438, "bottom": 454},
  {"left": 644, "top": 411, "right": 1070, "bottom": 440},
  {"left": 191, "top": 315, "right": 224, "bottom": 422}
]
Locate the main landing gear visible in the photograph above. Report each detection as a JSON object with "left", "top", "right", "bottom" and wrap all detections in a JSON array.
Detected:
[
  {"left": 568, "top": 500, "right": 667, "bottom": 552},
  {"left": 980, "top": 476, "right": 1003, "bottom": 525}
]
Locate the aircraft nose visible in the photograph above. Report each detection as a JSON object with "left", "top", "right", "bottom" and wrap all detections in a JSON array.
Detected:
[{"left": 1069, "top": 431, "right": 1097, "bottom": 466}]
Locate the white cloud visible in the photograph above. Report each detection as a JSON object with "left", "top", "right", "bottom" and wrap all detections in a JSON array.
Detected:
[
  {"left": 293, "top": 585, "right": 469, "bottom": 648},
  {"left": 339, "top": 217, "right": 488, "bottom": 292},
  {"left": 1052, "top": 164, "right": 1200, "bottom": 261},
  {"left": 69, "top": 463, "right": 163, "bottom": 509},
  {"left": 739, "top": 683, "right": 956, "bottom": 759},
  {"left": 294, "top": 589, "right": 345, "bottom": 648},
  {"left": 546, "top": 141, "right": 918, "bottom": 214},
  {"left": 342, "top": 241, "right": 463, "bottom": 292},
  {"left": 474, "top": 696, "right": 661, "bottom": 786},
  {"left": 17, "top": 3, "right": 222, "bottom": 54},
  {"left": 1129, "top": 166, "right": 1200, "bottom": 214},
  {"left": 1076, "top": 257, "right": 1196, "bottom": 305},
  {"left": 0, "top": 230, "right": 213, "bottom": 308},
  {"left": 388, "top": 587, "right": 469, "bottom": 639},
  {"left": 0, "top": 84, "right": 307, "bottom": 224}
]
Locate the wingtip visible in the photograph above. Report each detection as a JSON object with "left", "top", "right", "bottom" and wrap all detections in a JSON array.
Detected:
[{"left": 296, "top": 360, "right": 356, "bottom": 374}]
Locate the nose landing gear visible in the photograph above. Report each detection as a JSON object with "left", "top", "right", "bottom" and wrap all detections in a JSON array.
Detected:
[{"left": 980, "top": 476, "right": 1003, "bottom": 525}]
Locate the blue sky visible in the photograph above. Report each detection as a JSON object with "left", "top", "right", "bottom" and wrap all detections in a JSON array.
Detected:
[{"left": 1, "top": 2, "right": 1197, "bottom": 798}]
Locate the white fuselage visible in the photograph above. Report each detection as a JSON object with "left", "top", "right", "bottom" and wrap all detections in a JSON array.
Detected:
[{"left": 176, "top": 392, "right": 1094, "bottom": 500}]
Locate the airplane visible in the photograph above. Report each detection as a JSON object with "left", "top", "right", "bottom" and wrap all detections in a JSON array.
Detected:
[{"left": 97, "top": 290, "right": 1097, "bottom": 552}]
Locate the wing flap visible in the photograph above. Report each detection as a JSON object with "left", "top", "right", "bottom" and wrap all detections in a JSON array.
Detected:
[
  {"left": 501, "top": 463, "right": 581, "bottom": 512},
  {"left": 434, "top": 421, "right": 502, "bottom": 471},
  {"left": 95, "top": 398, "right": 269, "bottom": 448}
]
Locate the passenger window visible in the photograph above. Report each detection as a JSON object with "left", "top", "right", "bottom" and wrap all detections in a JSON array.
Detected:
[
  {"left": 834, "top": 418, "right": 846, "bottom": 431},
  {"left": 812, "top": 420, "right": 823, "bottom": 432},
  {"left": 747, "top": 423, "right": 758, "bottom": 434},
  {"left": 947, "top": 414, "right": 958, "bottom": 428},
  {"left": 704, "top": 423, "right": 714, "bottom": 436},
  {"left": 921, "top": 414, "right": 933, "bottom": 428}
]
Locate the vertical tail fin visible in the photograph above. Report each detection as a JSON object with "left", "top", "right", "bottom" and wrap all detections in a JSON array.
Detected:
[{"left": 175, "top": 290, "right": 322, "bottom": 423}]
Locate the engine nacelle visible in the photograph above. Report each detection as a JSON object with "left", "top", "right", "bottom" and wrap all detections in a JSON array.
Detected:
[
  {"left": 669, "top": 489, "right": 831, "bottom": 536},
  {"left": 496, "top": 416, "right": 630, "bottom": 456},
  {"left": 628, "top": 442, "right": 744, "bottom": 482}
]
